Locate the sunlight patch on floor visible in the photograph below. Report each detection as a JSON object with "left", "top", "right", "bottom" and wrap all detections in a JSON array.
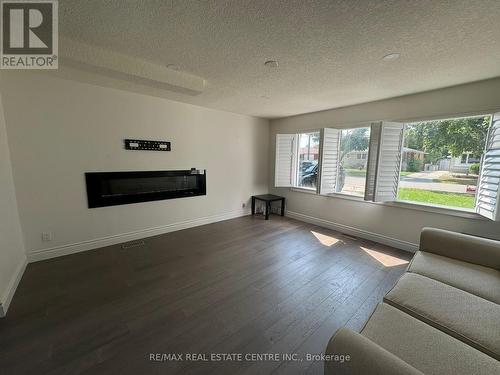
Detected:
[
  {"left": 311, "top": 231, "right": 341, "bottom": 246},
  {"left": 360, "top": 247, "right": 409, "bottom": 267}
]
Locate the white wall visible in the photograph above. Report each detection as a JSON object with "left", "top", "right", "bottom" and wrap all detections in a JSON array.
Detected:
[
  {"left": 0, "top": 92, "right": 26, "bottom": 316},
  {"left": 270, "top": 78, "right": 500, "bottom": 248},
  {"left": 1, "top": 72, "right": 269, "bottom": 261}
]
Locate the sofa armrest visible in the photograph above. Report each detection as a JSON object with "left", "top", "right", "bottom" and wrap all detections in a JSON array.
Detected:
[
  {"left": 324, "top": 328, "right": 423, "bottom": 375},
  {"left": 420, "top": 227, "right": 500, "bottom": 270}
]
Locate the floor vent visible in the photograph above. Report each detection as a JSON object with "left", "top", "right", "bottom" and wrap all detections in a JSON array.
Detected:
[{"left": 121, "top": 240, "right": 146, "bottom": 249}]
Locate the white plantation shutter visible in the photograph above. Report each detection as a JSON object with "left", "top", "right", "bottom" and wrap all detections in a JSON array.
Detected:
[
  {"left": 476, "top": 113, "right": 500, "bottom": 220},
  {"left": 320, "top": 128, "right": 340, "bottom": 194},
  {"left": 370, "top": 122, "right": 404, "bottom": 202},
  {"left": 275, "top": 134, "right": 296, "bottom": 187},
  {"left": 364, "top": 122, "right": 382, "bottom": 201}
]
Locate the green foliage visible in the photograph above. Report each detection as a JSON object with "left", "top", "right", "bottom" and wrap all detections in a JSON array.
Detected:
[
  {"left": 469, "top": 163, "right": 480, "bottom": 175},
  {"left": 404, "top": 124, "right": 425, "bottom": 150},
  {"left": 340, "top": 128, "right": 369, "bottom": 160},
  {"left": 405, "top": 158, "right": 423, "bottom": 172},
  {"left": 398, "top": 188, "right": 475, "bottom": 209},
  {"left": 404, "top": 116, "right": 490, "bottom": 162}
]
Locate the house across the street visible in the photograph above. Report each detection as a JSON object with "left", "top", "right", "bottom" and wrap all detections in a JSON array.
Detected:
[
  {"left": 438, "top": 152, "right": 481, "bottom": 174},
  {"left": 344, "top": 147, "right": 425, "bottom": 170}
]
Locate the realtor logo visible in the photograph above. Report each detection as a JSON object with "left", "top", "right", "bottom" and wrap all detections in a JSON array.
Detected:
[{"left": 1, "top": 0, "right": 58, "bottom": 69}]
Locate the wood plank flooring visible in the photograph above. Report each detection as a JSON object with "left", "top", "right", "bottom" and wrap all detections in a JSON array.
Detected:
[{"left": 0, "top": 215, "right": 412, "bottom": 375}]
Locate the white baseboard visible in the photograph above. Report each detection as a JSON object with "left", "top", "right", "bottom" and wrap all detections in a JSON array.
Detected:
[
  {"left": 286, "top": 210, "right": 418, "bottom": 252},
  {"left": 28, "top": 209, "right": 250, "bottom": 262},
  {"left": 0, "top": 256, "right": 27, "bottom": 318}
]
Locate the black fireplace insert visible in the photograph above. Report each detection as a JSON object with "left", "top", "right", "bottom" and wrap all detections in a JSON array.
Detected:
[{"left": 85, "top": 169, "right": 206, "bottom": 208}]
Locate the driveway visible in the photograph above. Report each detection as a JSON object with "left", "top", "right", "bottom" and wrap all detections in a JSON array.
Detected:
[
  {"left": 403, "top": 170, "right": 449, "bottom": 179},
  {"left": 343, "top": 176, "right": 365, "bottom": 195},
  {"left": 344, "top": 171, "right": 475, "bottom": 194},
  {"left": 401, "top": 171, "right": 471, "bottom": 193}
]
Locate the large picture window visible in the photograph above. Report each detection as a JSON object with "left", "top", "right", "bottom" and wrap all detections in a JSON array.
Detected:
[
  {"left": 397, "top": 115, "right": 491, "bottom": 210},
  {"left": 275, "top": 112, "right": 500, "bottom": 221}
]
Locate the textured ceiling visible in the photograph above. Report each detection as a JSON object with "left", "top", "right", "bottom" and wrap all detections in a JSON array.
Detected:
[{"left": 59, "top": 0, "right": 500, "bottom": 119}]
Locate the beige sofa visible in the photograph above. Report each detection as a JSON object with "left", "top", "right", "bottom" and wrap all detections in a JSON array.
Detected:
[{"left": 325, "top": 228, "right": 500, "bottom": 375}]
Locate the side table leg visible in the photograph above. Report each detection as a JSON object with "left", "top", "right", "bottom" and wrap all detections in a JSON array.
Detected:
[
  {"left": 281, "top": 198, "right": 285, "bottom": 216},
  {"left": 251, "top": 197, "right": 256, "bottom": 215},
  {"left": 265, "top": 202, "right": 270, "bottom": 220}
]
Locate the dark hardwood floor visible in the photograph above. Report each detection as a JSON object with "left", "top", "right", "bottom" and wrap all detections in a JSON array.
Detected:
[{"left": 0, "top": 215, "right": 412, "bottom": 375}]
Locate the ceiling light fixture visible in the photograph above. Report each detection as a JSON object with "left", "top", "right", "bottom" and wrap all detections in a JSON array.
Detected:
[
  {"left": 264, "top": 60, "right": 279, "bottom": 68},
  {"left": 166, "top": 64, "right": 180, "bottom": 71},
  {"left": 382, "top": 53, "right": 400, "bottom": 61}
]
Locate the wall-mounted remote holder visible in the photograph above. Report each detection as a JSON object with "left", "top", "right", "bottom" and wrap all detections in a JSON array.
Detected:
[{"left": 124, "top": 139, "right": 171, "bottom": 151}]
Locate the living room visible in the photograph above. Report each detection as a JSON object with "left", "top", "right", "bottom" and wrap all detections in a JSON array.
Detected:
[{"left": 0, "top": 1, "right": 499, "bottom": 374}]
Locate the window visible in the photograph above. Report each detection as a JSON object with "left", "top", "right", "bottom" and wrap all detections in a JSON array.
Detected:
[
  {"left": 317, "top": 126, "right": 371, "bottom": 197},
  {"left": 397, "top": 115, "right": 491, "bottom": 211},
  {"left": 274, "top": 131, "right": 319, "bottom": 190},
  {"left": 338, "top": 128, "right": 370, "bottom": 196},
  {"left": 275, "top": 112, "right": 500, "bottom": 221},
  {"left": 467, "top": 154, "right": 481, "bottom": 164},
  {"left": 296, "top": 132, "right": 320, "bottom": 189}
]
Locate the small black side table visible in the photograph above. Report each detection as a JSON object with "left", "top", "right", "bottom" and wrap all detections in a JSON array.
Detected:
[{"left": 251, "top": 194, "right": 285, "bottom": 220}]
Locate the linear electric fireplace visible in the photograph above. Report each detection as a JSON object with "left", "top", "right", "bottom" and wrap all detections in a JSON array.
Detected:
[{"left": 85, "top": 169, "right": 206, "bottom": 208}]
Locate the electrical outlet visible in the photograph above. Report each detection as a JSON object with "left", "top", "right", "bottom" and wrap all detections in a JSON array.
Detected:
[{"left": 41, "top": 231, "right": 53, "bottom": 242}]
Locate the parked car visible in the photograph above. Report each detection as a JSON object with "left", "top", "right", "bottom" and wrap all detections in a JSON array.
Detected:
[
  {"left": 299, "top": 160, "right": 317, "bottom": 173},
  {"left": 300, "top": 164, "right": 318, "bottom": 187},
  {"left": 299, "top": 164, "right": 346, "bottom": 191}
]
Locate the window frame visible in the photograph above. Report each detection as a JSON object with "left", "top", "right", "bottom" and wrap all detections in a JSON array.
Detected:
[
  {"left": 276, "top": 112, "right": 497, "bottom": 220},
  {"left": 337, "top": 126, "right": 372, "bottom": 198},
  {"left": 318, "top": 124, "right": 372, "bottom": 199},
  {"left": 394, "top": 114, "right": 492, "bottom": 213},
  {"left": 293, "top": 130, "right": 321, "bottom": 192}
]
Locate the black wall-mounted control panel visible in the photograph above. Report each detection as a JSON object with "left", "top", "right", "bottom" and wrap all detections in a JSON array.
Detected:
[{"left": 124, "top": 139, "right": 171, "bottom": 151}]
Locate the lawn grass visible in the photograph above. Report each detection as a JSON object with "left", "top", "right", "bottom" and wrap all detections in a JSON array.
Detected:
[
  {"left": 346, "top": 169, "right": 413, "bottom": 177},
  {"left": 345, "top": 169, "right": 367, "bottom": 177},
  {"left": 398, "top": 188, "right": 475, "bottom": 209},
  {"left": 435, "top": 177, "right": 478, "bottom": 186}
]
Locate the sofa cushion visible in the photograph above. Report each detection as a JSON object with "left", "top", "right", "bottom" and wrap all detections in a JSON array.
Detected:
[
  {"left": 384, "top": 272, "right": 500, "bottom": 360},
  {"left": 419, "top": 227, "right": 500, "bottom": 270},
  {"left": 361, "top": 303, "right": 500, "bottom": 375},
  {"left": 325, "top": 328, "right": 424, "bottom": 375},
  {"left": 408, "top": 251, "right": 500, "bottom": 304}
]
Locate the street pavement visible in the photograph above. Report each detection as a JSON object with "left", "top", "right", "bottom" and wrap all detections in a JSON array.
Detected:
[{"left": 344, "top": 171, "right": 476, "bottom": 194}]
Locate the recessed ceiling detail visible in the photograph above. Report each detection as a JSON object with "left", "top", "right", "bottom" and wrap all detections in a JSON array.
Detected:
[
  {"left": 382, "top": 53, "right": 400, "bottom": 61},
  {"left": 264, "top": 60, "right": 279, "bottom": 68},
  {"left": 60, "top": 37, "right": 206, "bottom": 96}
]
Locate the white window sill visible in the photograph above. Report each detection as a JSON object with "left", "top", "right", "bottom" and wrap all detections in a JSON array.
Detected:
[
  {"left": 291, "top": 187, "right": 317, "bottom": 194},
  {"left": 384, "top": 200, "right": 485, "bottom": 220},
  {"left": 320, "top": 192, "right": 365, "bottom": 201},
  {"left": 289, "top": 187, "right": 486, "bottom": 220}
]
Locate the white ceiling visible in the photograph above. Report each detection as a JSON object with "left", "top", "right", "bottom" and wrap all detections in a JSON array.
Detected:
[{"left": 59, "top": 0, "right": 500, "bottom": 119}]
